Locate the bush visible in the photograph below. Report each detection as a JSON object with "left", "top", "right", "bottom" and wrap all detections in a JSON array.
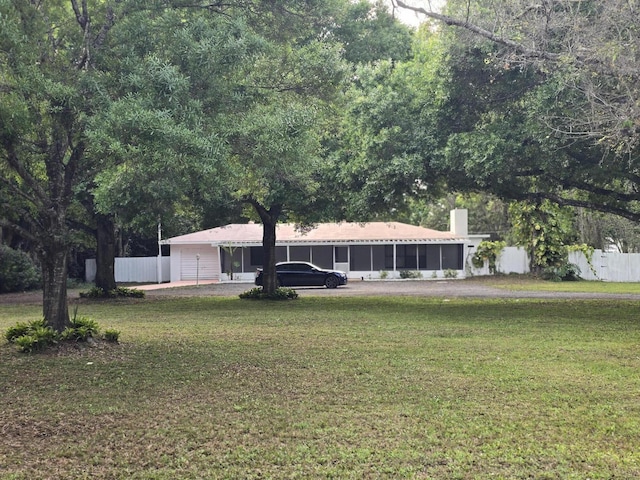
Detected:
[
  {"left": 239, "top": 287, "right": 299, "bottom": 300},
  {"left": 5, "top": 322, "right": 31, "bottom": 342},
  {"left": 399, "top": 270, "right": 422, "bottom": 279},
  {"left": 60, "top": 315, "right": 100, "bottom": 341},
  {"left": 444, "top": 269, "right": 458, "bottom": 279},
  {"left": 5, "top": 315, "right": 119, "bottom": 353},
  {"left": 104, "top": 329, "right": 120, "bottom": 343},
  {"left": 542, "top": 263, "right": 582, "bottom": 282},
  {"left": 5, "top": 319, "right": 57, "bottom": 353},
  {"left": 0, "top": 245, "right": 41, "bottom": 293},
  {"left": 80, "top": 286, "right": 145, "bottom": 299}
]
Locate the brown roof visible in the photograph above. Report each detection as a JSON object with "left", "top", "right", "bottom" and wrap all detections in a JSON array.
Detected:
[{"left": 162, "top": 222, "right": 466, "bottom": 245}]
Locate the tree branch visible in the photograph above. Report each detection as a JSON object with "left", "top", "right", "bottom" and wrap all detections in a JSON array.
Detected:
[{"left": 395, "top": 0, "right": 561, "bottom": 62}]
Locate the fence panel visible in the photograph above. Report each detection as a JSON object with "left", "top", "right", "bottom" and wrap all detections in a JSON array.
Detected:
[
  {"left": 85, "top": 257, "right": 170, "bottom": 283},
  {"left": 468, "top": 246, "right": 529, "bottom": 276}
]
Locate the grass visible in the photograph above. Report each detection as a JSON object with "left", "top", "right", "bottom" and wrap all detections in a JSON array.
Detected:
[
  {"left": 1, "top": 295, "right": 640, "bottom": 479},
  {"left": 474, "top": 274, "right": 640, "bottom": 294}
]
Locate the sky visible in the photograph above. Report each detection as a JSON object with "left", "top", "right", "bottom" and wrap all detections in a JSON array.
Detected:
[{"left": 383, "top": 0, "right": 445, "bottom": 27}]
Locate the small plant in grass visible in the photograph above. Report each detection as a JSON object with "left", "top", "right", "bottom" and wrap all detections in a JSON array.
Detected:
[
  {"left": 104, "top": 329, "right": 120, "bottom": 343},
  {"left": 5, "top": 319, "right": 57, "bottom": 353},
  {"left": 239, "top": 287, "right": 299, "bottom": 300},
  {"left": 80, "top": 286, "right": 145, "bottom": 299},
  {"left": 4, "top": 309, "right": 117, "bottom": 353},
  {"left": 60, "top": 315, "right": 100, "bottom": 341}
]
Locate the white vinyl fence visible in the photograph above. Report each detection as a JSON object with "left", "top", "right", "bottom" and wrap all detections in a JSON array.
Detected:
[
  {"left": 468, "top": 246, "right": 529, "bottom": 276},
  {"left": 86, "top": 257, "right": 170, "bottom": 284},
  {"left": 470, "top": 247, "right": 640, "bottom": 282},
  {"left": 568, "top": 249, "right": 640, "bottom": 282},
  {"left": 88, "top": 249, "right": 639, "bottom": 284}
]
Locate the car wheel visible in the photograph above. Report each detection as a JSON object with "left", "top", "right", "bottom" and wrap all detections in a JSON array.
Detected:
[{"left": 325, "top": 275, "right": 339, "bottom": 289}]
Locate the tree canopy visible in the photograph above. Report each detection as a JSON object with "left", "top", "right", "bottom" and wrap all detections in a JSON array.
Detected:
[{"left": 394, "top": 0, "right": 640, "bottom": 223}]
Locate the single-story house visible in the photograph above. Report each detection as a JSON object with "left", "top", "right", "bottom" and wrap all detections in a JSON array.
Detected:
[{"left": 160, "top": 209, "right": 487, "bottom": 282}]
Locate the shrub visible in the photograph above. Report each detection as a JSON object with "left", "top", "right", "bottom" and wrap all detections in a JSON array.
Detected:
[
  {"left": 60, "top": 315, "right": 100, "bottom": 341},
  {"left": 399, "top": 270, "right": 422, "bottom": 279},
  {"left": 542, "top": 263, "right": 582, "bottom": 282},
  {"left": 80, "top": 286, "right": 145, "bottom": 299},
  {"left": 5, "top": 315, "right": 117, "bottom": 353},
  {"left": 444, "top": 269, "right": 458, "bottom": 278},
  {"left": 104, "top": 329, "right": 120, "bottom": 343},
  {"left": 239, "top": 287, "right": 299, "bottom": 300},
  {"left": 5, "top": 319, "right": 57, "bottom": 353},
  {"left": 379, "top": 270, "right": 388, "bottom": 279},
  {"left": 5, "top": 322, "right": 31, "bottom": 342},
  {"left": 112, "top": 286, "right": 145, "bottom": 298},
  {"left": 0, "top": 245, "right": 41, "bottom": 293}
]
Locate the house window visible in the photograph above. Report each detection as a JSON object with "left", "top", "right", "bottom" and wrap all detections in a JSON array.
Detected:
[
  {"left": 442, "top": 244, "right": 463, "bottom": 270},
  {"left": 250, "top": 247, "right": 262, "bottom": 266},
  {"left": 335, "top": 246, "right": 348, "bottom": 263},
  {"left": 425, "top": 245, "right": 441, "bottom": 270},
  {"left": 311, "top": 246, "right": 333, "bottom": 268},
  {"left": 384, "top": 245, "right": 394, "bottom": 269},
  {"left": 290, "top": 246, "right": 310, "bottom": 262},
  {"left": 350, "top": 245, "right": 371, "bottom": 271},
  {"left": 395, "top": 244, "right": 418, "bottom": 269},
  {"left": 250, "top": 246, "right": 287, "bottom": 267},
  {"left": 372, "top": 245, "right": 386, "bottom": 270}
]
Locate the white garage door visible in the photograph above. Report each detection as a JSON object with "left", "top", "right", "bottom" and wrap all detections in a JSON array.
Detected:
[{"left": 180, "top": 247, "right": 219, "bottom": 280}]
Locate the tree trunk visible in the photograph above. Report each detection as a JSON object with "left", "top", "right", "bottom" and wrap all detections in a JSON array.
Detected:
[
  {"left": 40, "top": 243, "right": 70, "bottom": 333},
  {"left": 248, "top": 201, "right": 282, "bottom": 295},
  {"left": 261, "top": 217, "right": 279, "bottom": 294},
  {"left": 95, "top": 214, "right": 117, "bottom": 292}
]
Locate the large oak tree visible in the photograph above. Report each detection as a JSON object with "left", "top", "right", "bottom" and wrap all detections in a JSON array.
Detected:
[{"left": 395, "top": 0, "right": 640, "bottom": 223}]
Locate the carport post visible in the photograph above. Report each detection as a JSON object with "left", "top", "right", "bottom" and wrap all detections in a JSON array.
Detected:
[
  {"left": 157, "top": 221, "right": 162, "bottom": 284},
  {"left": 196, "top": 253, "right": 200, "bottom": 286}
]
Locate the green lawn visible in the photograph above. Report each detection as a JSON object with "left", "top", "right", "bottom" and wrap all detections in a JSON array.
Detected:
[
  {"left": 1, "top": 296, "right": 639, "bottom": 479},
  {"left": 477, "top": 275, "right": 640, "bottom": 294}
]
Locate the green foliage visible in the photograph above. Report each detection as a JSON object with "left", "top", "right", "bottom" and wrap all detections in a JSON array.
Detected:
[
  {"left": 568, "top": 243, "right": 598, "bottom": 278},
  {"left": 104, "top": 329, "right": 121, "bottom": 343},
  {"left": 333, "top": 0, "right": 413, "bottom": 65},
  {"left": 80, "top": 286, "right": 145, "bottom": 299},
  {"left": 443, "top": 269, "right": 458, "bottom": 278},
  {"left": 4, "top": 311, "right": 115, "bottom": 352},
  {"left": 5, "top": 324, "right": 28, "bottom": 343},
  {"left": 399, "top": 270, "right": 422, "bottom": 279},
  {"left": 5, "top": 319, "right": 57, "bottom": 353},
  {"left": 541, "top": 263, "right": 582, "bottom": 282},
  {"left": 0, "top": 245, "right": 41, "bottom": 293},
  {"left": 472, "top": 240, "right": 507, "bottom": 273},
  {"left": 239, "top": 287, "right": 299, "bottom": 300},
  {"left": 379, "top": 270, "right": 389, "bottom": 279},
  {"left": 508, "top": 200, "right": 576, "bottom": 271},
  {"left": 60, "top": 315, "right": 100, "bottom": 342}
]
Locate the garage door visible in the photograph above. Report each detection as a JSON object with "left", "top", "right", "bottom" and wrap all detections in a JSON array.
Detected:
[{"left": 180, "top": 247, "right": 219, "bottom": 280}]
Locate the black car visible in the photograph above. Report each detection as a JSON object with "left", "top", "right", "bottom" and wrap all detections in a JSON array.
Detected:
[{"left": 255, "top": 262, "right": 348, "bottom": 289}]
